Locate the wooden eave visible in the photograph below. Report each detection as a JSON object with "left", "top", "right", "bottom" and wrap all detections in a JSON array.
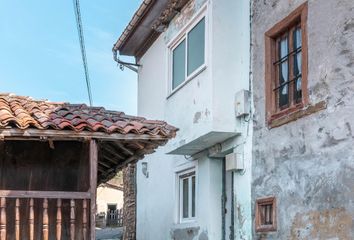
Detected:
[
  {"left": 0, "top": 128, "right": 169, "bottom": 184},
  {"left": 115, "top": 0, "right": 190, "bottom": 58},
  {"left": 0, "top": 128, "right": 169, "bottom": 141}
]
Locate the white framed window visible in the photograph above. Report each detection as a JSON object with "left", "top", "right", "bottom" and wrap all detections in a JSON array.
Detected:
[
  {"left": 177, "top": 168, "right": 196, "bottom": 222},
  {"left": 169, "top": 13, "right": 207, "bottom": 93}
]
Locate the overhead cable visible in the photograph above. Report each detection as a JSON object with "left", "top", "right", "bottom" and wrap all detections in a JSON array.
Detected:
[{"left": 72, "top": 0, "right": 93, "bottom": 106}]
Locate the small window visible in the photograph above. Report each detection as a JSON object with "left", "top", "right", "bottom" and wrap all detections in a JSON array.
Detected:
[
  {"left": 178, "top": 170, "right": 196, "bottom": 222},
  {"left": 171, "top": 17, "right": 206, "bottom": 90},
  {"left": 255, "top": 197, "right": 277, "bottom": 232},
  {"left": 274, "top": 25, "right": 302, "bottom": 109},
  {"left": 265, "top": 2, "right": 308, "bottom": 126}
]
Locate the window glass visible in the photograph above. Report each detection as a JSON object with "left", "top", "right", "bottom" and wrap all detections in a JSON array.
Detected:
[
  {"left": 278, "top": 37, "right": 289, "bottom": 108},
  {"left": 192, "top": 176, "right": 196, "bottom": 217},
  {"left": 172, "top": 40, "right": 186, "bottom": 89},
  {"left": 182, "top": 178, "right": 189, "bottom": 218},
  {"left": 293, "top": 27, "right": 302, "bottom": 102},
  {"left": 187, "top": 18, "right": 205, "bottom": 75}
]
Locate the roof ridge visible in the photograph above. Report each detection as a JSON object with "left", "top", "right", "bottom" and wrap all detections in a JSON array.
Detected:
[{"left": 0, "top": 93, "right": 66, "bottom": 105}]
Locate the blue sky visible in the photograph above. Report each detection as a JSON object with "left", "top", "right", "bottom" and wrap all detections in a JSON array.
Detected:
[{"left": 0, "top": 0, "right": 141, "bottom": 115}]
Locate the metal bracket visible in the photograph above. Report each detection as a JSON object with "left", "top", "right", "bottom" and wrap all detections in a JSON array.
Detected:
[{"left": 112, "top": 49, "right": 141, "bottom": 73}]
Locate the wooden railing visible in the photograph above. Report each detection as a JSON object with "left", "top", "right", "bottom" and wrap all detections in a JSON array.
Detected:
[{"left": 0, "top": 190, "right": 92, "bottom": 240}]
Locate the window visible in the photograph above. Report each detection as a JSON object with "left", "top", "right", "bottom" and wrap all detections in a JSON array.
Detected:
[
  {"left": 265, "top": 2, "right": 308, "bottom": 126},
  {"left": 172, "top": 17, "right": 206, "bottom": 90},
  {"left": 255, "top": 197, "right": 277, "bottom": 232},
  {"left": 178, "top": 170, "right": 196, "bottom": 222}
]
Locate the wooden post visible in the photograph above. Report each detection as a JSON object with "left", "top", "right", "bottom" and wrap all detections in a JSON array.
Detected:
[
  {"left": 56, "top": 199, "right": 62, "bottom": 240},
  {"left": 82, "top": 199, "right": 87, "bottom": 240},
  {"left": 89, "top": 140, "right": 98, "bottom": 240},
  {"left": 70, "top": 199, "right": 75, "bottom": 240},
  {"left": 29, "top": 198, "right": 34, "bottom": 240},
  {"left": 15, "top": 199, "right": 19, "bottom": 240},
  {"left": 43, "top": 198, "right": 49, "bottom": 240},
  {"left": 0, "top": 198, "right": 6, "bottom": 240}
]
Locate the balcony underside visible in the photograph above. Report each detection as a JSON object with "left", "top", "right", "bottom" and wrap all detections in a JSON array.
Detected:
[{"left": 168, "top": 131, "right": 239, "bottom": 156}]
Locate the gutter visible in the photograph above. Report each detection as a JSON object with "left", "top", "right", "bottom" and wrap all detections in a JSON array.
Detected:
[
  {"left": 113, "top": 0, "right": 154, "bottom": 52},
  {"left": 112, "top": 49, "right": 141, "bottom": 73},
  {"left": 112, "top": 0, "right": 154, "bottom": 73}
]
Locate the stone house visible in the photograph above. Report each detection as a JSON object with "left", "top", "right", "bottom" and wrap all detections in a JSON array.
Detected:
[
  {"left": 251, "top": 0, "right": 354, "bottom": 239},
  {"left": 114, "top": 0, "right": 354, "bottom": 239}
]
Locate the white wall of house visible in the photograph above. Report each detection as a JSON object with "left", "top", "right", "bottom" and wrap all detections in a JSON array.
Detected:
[
  {"left": 135, "top": 0, "right": 251, "bottom": 239},
  {"left": 96, "top": 186, "right": 124, "bottom": 213}
]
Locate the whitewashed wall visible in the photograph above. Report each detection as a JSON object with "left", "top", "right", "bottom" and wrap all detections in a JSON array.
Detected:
[{"left": 135, "top": 0, "right": 251, "bottom": 239}]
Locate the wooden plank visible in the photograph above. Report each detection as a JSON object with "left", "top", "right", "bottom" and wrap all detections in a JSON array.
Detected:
[
  {"left": 89, "top": 140, "right": 98, "bottom": 240},
  {"left": 98, "top": 161, "right": 111, "bottom": 169},
  {"left": 111, "top": 142, "right": 134, "bottom": 156},
  {"left": 0, "top": 190, "right": 90, "bottom": 199},
  {"left": 15, "top": 199, "right": 20, "bottom": 240},
  {"left": 97, "top": 166, "right": 106, "bottom": 173},
  {"left": 0, "top": 129, "right": 169, "bottom": 141},
  {"left": 56, "top": 199, "right": 62, "bottom": 240},
  {"left": 43, "top": 198, "right": 49, "bottom": 240},
  {"left": 101, "top": 153, "right": 119, "bottom": 164},
  {"left": 132, "top": 142, "right": 145, "bottom": 150},
  {"left": 29, "top": 198, "right": 34, "bottom": 240},
  {"left": 103, "top": 144, "right": 126, "bottom": 159},
  {"left": 0, "top": 198, "right": 6, "bottom": 240},
  {"left": 82, "top": 199, "right": 88, "bottom": 240},
  {"left": 70, "top": 200, "right": 75, "bottom": 240}
]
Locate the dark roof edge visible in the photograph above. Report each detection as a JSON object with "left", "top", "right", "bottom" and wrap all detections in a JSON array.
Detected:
[
  {"left": 113, "top": 0, "right": 154, "bottom": 53},
  {"left": 113, "top": 0, "right": 190, "bottom": 59}
]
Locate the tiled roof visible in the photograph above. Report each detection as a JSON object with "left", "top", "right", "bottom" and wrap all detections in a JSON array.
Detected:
[{"left": 0, "top": 94, "right": 177, "bottom": 138}]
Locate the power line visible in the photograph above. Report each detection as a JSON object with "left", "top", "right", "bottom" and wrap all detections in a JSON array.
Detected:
[{"left": 72, "top": 0, "right": 93, "bottom": 106}]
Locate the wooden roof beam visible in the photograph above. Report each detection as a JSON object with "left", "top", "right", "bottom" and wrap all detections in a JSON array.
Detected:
[
  {"left": 98, "top": 161, "right": 111, "bottom": 169},
  {"left": 102, "top": 144, "right": 126, "bottom": 160},
  {"left": 110, "top": 142, "right": 134, "bottom": 156},
  {"left": 101, "top": 153, "right": 120, "bottom": 165},
  {"left": 0, "top": 129, "right": 170, "bottom": 141}
]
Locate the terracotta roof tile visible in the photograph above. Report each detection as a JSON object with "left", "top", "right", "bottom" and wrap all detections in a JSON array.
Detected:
[{"left": 0, "top": 94, "right": 177, "bottom": 138}]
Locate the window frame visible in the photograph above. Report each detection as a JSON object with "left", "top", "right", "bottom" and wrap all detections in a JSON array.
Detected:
[
  {"left": 168, "top": 7, "right": 207, "bottom": 96},
  {"left": 265, "top": 2, "right": 308, "bottom": 127},
  {"left": 255, "top": 196, "right": 277, "bottom": 233},
  {"left": 176, "top": 167, "right": 197, "bottom": 223}
]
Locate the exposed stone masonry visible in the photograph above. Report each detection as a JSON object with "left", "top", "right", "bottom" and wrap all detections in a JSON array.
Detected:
[{"left": 123, "top": 163, "right": 137, "bottom": 240}]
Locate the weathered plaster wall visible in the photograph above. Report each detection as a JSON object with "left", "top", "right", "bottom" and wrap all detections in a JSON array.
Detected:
[{"left": 251, "top": 0, "right": 354, "bottom": 239}]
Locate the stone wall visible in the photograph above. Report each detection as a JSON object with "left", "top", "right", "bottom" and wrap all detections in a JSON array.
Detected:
[
  {"left": 123, "top": 163, "right": 136, "bottom": 240},
  {"left": 251, "top": 0, "right": 354, "bottom": 239}
]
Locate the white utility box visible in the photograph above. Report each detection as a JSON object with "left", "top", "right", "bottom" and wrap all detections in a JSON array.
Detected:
[
  {"left": 235, "top": 89, "right": 250, "bottom": 118},
  {"left": 225, "top": 152, "right": 244, "bottom": 171}
]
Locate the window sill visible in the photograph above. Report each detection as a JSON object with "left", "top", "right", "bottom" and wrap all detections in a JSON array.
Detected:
[
  {"left": 167, "top": 65, "right": 207, "bottom": 99},
  {"left": 256, "top": 225, "right": 277, "bottom": 233},
  {"left": 268, "top": 101, "right": 326, "bottom": 129},
  {"left": 171, "top": 220, "right": 199, "bottom": 229}
]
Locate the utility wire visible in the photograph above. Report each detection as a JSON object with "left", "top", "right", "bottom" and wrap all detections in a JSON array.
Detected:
[{"left": 72, "top": 0, "right": 93, "bottom": 106}]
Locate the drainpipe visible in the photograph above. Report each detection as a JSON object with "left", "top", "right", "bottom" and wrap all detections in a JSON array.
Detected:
[
  {"left": 112, "top": 49, "right": 141, "bottom": 73},
  {"left": 229, "top": 171, "right": 235, "bottom": 240},
  {"left": 221, "top": 158, "right": 226, "bottom": 240}
]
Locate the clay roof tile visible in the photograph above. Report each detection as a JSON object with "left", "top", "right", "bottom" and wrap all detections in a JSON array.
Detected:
[{"left": 0, "top": 94, "right": 177, "bottom": 138}]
